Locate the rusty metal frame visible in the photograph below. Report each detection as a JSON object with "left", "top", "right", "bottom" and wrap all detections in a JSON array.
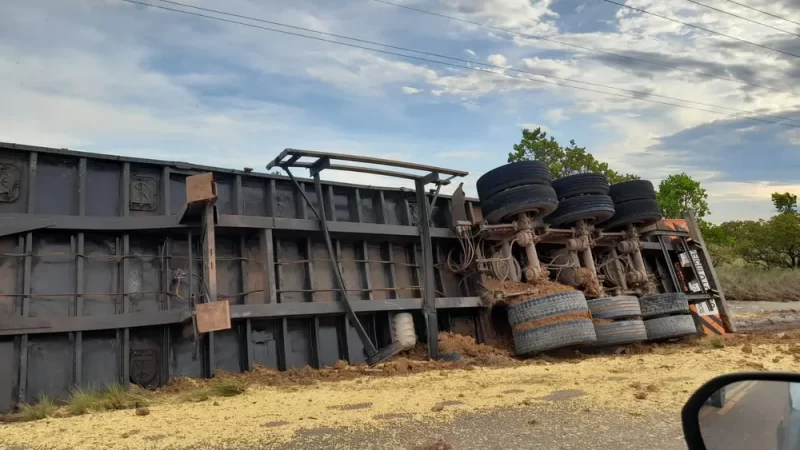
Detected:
[{"left": 267, "top": 149, "right": 468, "bottom": 362}]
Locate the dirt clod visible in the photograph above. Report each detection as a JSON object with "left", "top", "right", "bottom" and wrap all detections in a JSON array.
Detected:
[
  {"left": 512, "top": 310, "right": 592, "bottom": 333},
  {"left": 646, "top": 384, "right": 660, "bottom": 393},
  {"left": 742, "top": 344, "right": 753, "bottom": 354},
  {"left": 634, "top": 392, "right": 648, "bottom": 400},
  {"left": 482, "top": 278, "right": 574, "bottom": 306},
  {"left": 333, "top": 360, "right": 348, "bottom": 370},
  {"left": 135, "top": 407, "right": 150, "bottom": 416},
  {"left": 437, "top": 332, "right": 511, "bottom": 359},
  {"left": 414, "top": 441, "right": 455, "bottom": 450},
  {"left": 528, "top": 418, "right": 537, "bottom": 426}
]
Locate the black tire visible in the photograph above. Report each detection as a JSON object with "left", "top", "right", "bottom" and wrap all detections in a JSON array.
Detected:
[
  {"left": 514, "top": 320, "right": 597, "bottom": 355},
  {"left": 644, "top": 315, "right": 697, "bottom": 340},
  {"left": 477, "top": 161, "right": 552, "bottom": 201},
  {"left": 587, "top": 296, "right": 641, "bottom": 319},
  {"left": 609, "top": 180, "right": 656, "bottom": 204},
  {"left": 507, "top": 291, "right": 589, "bottom": 327},
  {"left": 544, "top": 194, "right": 615, "bottom": 227},
  {"left": 593, "top": 320, "right": 648, "bottom": 346},
  {"left": 551, "top": 173, "right": 610, "bottom": 200},
  {"left": 639, "top": 292, "right": 690, "bottom": 319},
  {"left": 481, "top": 184, "right": 558, "bottom": 223},
  {"left": 600, "top": 198, "right": 662, "bottom": 230}
]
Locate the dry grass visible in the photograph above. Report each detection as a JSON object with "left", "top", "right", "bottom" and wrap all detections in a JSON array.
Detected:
[
  {"left": 179, "top": 378, "right": 248, "bottom": 403},
  {"left": 19, "top": 396, "right": 57, "bottom": 421},
  {"left": 67, "top": 385, "right": 150, "bottom": 415},
  {"left": 707, "top": 336, "right": 725, "bottom": 349},
  {"left": 209, "top": 378, "right": 248, "bottom": 397},
  {"left": 718, "top": 266, "right": 800, "bottom": 302}
]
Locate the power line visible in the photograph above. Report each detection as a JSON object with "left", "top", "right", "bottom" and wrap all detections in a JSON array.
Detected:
[
  {"left": 719, "top": 0, "right": 800, "bottom": 27},
  {"left": 120, "top": 0, "right": 800, "bottom": 129},
  {"left": 683, "top": 0, "right": 800, "bottom": 38},
  {"left": 151, "top": 0, "right": 800, "bottom": 125},
  {"left": 603, "top": 0, "right": 800, "bottom": 59},
  {"left": 369, "top": 0, "right": 795, "bottom": 95}
]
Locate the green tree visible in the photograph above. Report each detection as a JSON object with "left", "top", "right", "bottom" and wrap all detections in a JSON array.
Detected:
[
  {"left": 655, "top": 173, "right": 710, "bottom": 219},
  {"left": 508, "top": 128, "right": 638, "bottom": 184},
  {"left": 725, "top": 216, "right": 800, "bottom": 269},
  {"left": 771, "top": 192, "right": 797, "bottom": 214}
]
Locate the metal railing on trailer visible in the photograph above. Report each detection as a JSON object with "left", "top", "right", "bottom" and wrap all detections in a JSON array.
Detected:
[{"left": 266, "top": 148, "right": 469, "bottom": 362}]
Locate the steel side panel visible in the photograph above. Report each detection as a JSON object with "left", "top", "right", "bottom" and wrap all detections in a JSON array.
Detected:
[{"left": 0, "top": 144, "right": 483, "bottom": 412}]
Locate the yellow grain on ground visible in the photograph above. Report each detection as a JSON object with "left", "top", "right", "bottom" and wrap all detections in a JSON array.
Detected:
[{"left": 2, "top": 343, "right": 798, "bottom": 450}]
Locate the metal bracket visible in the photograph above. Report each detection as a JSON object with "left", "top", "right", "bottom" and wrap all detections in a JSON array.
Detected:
[
  {"left": 308, "top": 156, "right": 331, "bottom": 178},
  {"left": 450, "top": 182, "right": 468, "bottom": 224}
]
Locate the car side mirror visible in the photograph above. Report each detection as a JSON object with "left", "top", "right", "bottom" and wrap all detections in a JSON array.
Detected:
[{"left": 682, "top": 372, "right": 800, "bottom": 450}]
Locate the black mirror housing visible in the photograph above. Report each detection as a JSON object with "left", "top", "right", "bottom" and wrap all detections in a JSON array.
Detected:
[{"left": 683, "top": 372, "right": 800, "bottom": 450}]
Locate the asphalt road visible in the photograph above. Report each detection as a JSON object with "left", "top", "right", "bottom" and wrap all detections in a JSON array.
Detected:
[
  {"left": 269, "top": 381, "right": 799, "bottom": 450},
  {"left": 267, "top": 404, "right": 688, "bottom": 450},
  {"left": 729, "top": 301, "right": 800, "bottom": 314}
]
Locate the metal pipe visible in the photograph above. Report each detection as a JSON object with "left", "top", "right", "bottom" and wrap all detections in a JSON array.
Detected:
[
  {"left": 501, "top": 239, "right": 520, "bottom": 282},
  {"left": 268, "top": 148, "right": 469, "bottom": 177},
  {"left": 609, "top": 248, "right": 628, "bottom": 291},
  {"left": 415, "top": 177, "right": 440, "bottom": 360}
]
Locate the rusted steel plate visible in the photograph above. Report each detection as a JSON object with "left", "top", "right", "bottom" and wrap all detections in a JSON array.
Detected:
[{"left": 196, "top": 300, "right": 231, "bottom": 333}]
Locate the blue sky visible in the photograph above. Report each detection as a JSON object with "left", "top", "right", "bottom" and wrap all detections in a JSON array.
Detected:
[{"left": 1, "top": 0, "right": 799, "bottom": 222}]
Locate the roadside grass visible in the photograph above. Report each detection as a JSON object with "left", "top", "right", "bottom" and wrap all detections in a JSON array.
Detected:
[
  {"left": 19, "top": 396, "right": 57, "bottom": 421},
  {"left": 67, "top": 385, "right": 150, "bottom": 415},
  {"left": 717, "top": 266, "right": 800, "bottom": 302},
  {"left": 180, "top": 378, "right": 249, "bottom": 403},
  {"left": 209, "top": 378, "right": 248, "bottom": 397},
  {"left": 9, "top": 378, "right": 249, "bottom": 422}
]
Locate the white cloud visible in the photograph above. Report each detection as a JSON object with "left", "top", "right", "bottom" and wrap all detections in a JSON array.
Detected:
[
  {"left": 0, "top": 0, "right": 796, "bottom": 221},
  {"left": 544, "top": 108, "right": 568, "bottom": 124},
  {"left": 487, "top": 54, "right": 509, "bottom": 67}
]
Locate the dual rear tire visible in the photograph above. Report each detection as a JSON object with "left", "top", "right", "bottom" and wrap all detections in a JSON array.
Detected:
[{"left": 478, "top": 161, "right": 558, "bottom": 223}]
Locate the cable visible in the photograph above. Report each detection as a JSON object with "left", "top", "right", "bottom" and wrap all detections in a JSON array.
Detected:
[
  {"left": 150, "top": 0, "right": 800, "bottom": 124},
  {"left": 369, "top": 0, "right": 795, "bottom": 95},
  {"left": 719, "top": 0, "right": 800, "bottom": 27},
  {"left": 603, "top": 0, "right": 800, "bottom": 59},
  {"left": 122, "top": 0, "right": 800, "bottom": 128},
  {"left": 682, "top": 0, "right": 800, "bottom": 38}
]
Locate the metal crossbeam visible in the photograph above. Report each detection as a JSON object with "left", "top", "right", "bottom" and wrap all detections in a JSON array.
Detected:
[{"left": 267, "top": 148, "right": 469, "bottom": 177}]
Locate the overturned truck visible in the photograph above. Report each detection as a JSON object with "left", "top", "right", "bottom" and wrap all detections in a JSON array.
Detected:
[{"left": 0, "top": 143, "right": 733, "bottom": 412}]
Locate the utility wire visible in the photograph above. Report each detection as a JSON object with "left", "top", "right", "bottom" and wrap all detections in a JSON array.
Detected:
[
  {"left": 121, "top": 0, "right": 800, "bottom": 129},
  {"left": 603, "top": 0, "right": 800, "bottom": 58},
  {"left": 369, "top": 0, "right": 795, "bottom": 95},
  {"left": 683, "top": 0, "right": 800, "bottom": 38},
  {"left": 150, "top": 0, "right": 800, "bottom": 125},
  {"left": 719, "top": 0, "right": 800, "bottom": 27}
]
